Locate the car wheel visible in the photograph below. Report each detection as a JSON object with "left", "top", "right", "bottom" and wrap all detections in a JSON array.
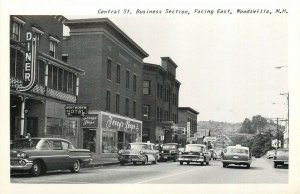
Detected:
[
  {"left": 223, "top": 163, "right": 227, "bottom": 168},
  {"left": 30, "top": 160, "right": 42, "bottom": 177},
  {"left": 187, "top": 162, "right": 190, "bottom": 165},
  {"left": 70, "top": 160, "right": 81, "bottom": 173},
  {"left": 206, "top": 161, "right": 209, "bottom": 165},
  {"left": 246, "top": 164, "right": 250, "bottom": 169},
  {"left": 180, "top": 161, "right": 183, "bottom": 165},
  {"left": 142, "top": 156, "right": 148, "bottom": 165},
  {"left": 120, "top": 161, "right": 126, "bottom": 166},
  {"left": 274, "top": 162, "right": 277, "bottom": 168}
]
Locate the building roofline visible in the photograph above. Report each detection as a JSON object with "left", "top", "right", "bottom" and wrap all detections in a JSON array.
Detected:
[
  {"left": 161, "top": 57, "right": 178, "bottom": 68},
  {"left": 63, "top": 18, "right": 149, "bottom": 58},
  {"left": 179, "top": 107, "right": 199, "bottom": 115}
]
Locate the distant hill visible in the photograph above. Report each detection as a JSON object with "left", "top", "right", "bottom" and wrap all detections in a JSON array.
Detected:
[{"left": 197, "top": 120, "right": 241, "bottom": 138}]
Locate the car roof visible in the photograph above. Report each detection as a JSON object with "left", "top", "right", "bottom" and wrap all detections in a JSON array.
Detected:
[
  {"left": 186, "top": 144, "right": 206, "bottom": 147},
  {"left": 130, "top": 142, "right": 154, "bottom": 145},
  {"left": 227, "top": 145, "right": 249, "bottom": 150},
  {"left": 163, "top": 143, "right": 178, "bottom": 145}
]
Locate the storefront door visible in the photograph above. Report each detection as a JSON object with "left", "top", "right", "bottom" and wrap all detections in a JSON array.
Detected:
[
  {"left": 83, "top": 129, "right": 96, "bottom": 153},
  {"left": 26, "top": 117, "right": 38, "bottom": 137}
]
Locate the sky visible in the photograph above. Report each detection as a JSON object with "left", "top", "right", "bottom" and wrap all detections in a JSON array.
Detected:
[{"left": 64, "top": 13, "right": 288, "bottom": 123}]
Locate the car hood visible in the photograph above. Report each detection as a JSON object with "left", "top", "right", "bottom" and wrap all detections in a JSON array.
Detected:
[{"left": 10, "top": 148, "right": 35, "bottom": 158}]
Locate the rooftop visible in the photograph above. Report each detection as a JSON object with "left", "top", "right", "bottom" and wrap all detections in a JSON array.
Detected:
[{"left": 179, "top": 107, "right": 199, "bottom": 115}]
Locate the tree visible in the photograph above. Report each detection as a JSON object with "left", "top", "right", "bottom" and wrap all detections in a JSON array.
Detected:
[
  {"left": 251, "top": 115, "right": 267, "bottom": 133},
  {"left": 239, "top": 118, "right": 252, "bottom": 133}
]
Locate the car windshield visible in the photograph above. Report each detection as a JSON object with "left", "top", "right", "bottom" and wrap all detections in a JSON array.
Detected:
[
  {"left": 163, "top": 144, "right": 177, "bottom": 149},
  {"left": 185, "top": 145, "right": 205, "bottom": 152},
  {"left": 13, "top": 139, "right": 41, "bottom": 149},
  {"left": 127, "top": 144, "right": 149, "bottom": 150},
  {"left": 227, "top": 148, "right": 248, "bottom": 154}
]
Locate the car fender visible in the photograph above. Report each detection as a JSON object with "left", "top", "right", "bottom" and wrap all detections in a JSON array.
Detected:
[{"left": 145, "top": 154, "right": 155, "bottom": 161}]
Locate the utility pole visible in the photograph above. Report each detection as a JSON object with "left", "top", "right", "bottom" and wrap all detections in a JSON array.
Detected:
[{"left": 276, "top": 117, "right": 279, "bottom": 150}]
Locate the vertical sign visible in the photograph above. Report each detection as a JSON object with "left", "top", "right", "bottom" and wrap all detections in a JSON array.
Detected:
[
  {"left": 187, "top": 122, "right": 191, "bottom": 137},
  {"left": 17, "top": 32, "right": 37, "bottom": 92}
]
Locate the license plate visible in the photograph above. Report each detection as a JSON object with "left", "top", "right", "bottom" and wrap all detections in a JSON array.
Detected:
[
  {"left": 233, "top": 156, "right": 239, "bottom": 159},
  {"left": 164, "top": 156, "right": 168, "bottom": 159}
]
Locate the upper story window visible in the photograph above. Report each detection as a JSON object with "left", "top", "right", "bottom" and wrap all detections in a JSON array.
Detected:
[
  {"left": 143, "top": 105, "right": 150, "bottom": 120},
  {"left": 133, "top": 74, "right": 137, "bottom": 92},
  {"left": 49, "top": 36, "right": 60, "bottom": 57},
  {"left": 10, "top": 48, "right": 24, "bottom": 79},
  {"left": 107, "top": 58, "right": 112, "bottom": 80},
  {"left": 11, "top": 17, "right": 25, "bottom": 41},
  {"left": 125, "top": 98, "right": 129, "bottom": 116},
  {"left": 116, "top": 64, "right": 120, "bottom": 83},
  {"left": 143, "top": 80, "right": 151, "bottom": 95},
  {"left": 133, "top": 101, "right": 136, "bottom": 118},
  {"left": 126, "top": 70, "right": 130, "bottom": 89},
  {"left": 32, "top": 27, "right": 44, "bottom": 47},
  {"left": 106, "top": 90, "right": 111, "bottom": 111}
]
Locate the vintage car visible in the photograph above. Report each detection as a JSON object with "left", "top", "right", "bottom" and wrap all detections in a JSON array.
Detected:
[
  {"left": 213, "top": 148, "right": 223, "bottom": 160},
  {"left": 10, "top": 138, "right": 92, "bottom": 176},
  {"left": 178, "top": 144, "right": 211, "bottom": 165},
  {"left": 161, "top": 143, "right": 179, "bottom": 162},
  {"left": 273, "top": 149, "right": 289, "bottom": 168},
  {"left": 222, "top": 145, "right": 252, "bottom": 169},
  {"left": 266, "top": 150, "right": 275, "bottom": 159},
  {"left": 118, "top": 142, "right": 159, "bottom": 165}
]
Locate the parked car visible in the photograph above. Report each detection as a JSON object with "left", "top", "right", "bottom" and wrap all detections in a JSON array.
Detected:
[
  {"left": 161, "top": 143, "right": 179, "bottom": 162},
  {"left": 118, "top": 142, "right": 158, "bottom": 165},
  {"left": 154, "top": 144, "right": 163, "bottom": 161},
  {"left": 273, "top": 149, "right": 289, "bottom": 168},
  {"left": 178, "top": 144, "right": 211, "bottom": 165},
  {"left": 266, "top": 150, "right": 275, "bottom": 159},
  {"left": 213, "top": 148, "right": 223, "bottom": 160},
  {"left": 10, "top": 138, "right": 92, "bottom": 176},
  {"left": 222, "top": 145, "right": 252, "bottom": 169}
]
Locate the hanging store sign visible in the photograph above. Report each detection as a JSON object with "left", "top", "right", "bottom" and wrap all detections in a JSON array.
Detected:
[
  {"left": 81, "top": 114, "right": 98, "bottom": 128},
  {"left": 17, "top": 32, "right": 37, "bottom": 92},
  {"left": 101, "top": 112, "right": 142, "bottom": 133},
  {"left": 65, "top": 104, "right": 88, "bottom": 117}
]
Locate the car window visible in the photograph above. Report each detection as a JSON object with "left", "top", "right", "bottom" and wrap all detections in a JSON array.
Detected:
[
  {"left": 48, "top": 140, "right": 62, "bottom": 150},
  {"left": 61, "top": 141, "right": 69, "bottom": 149},
  {"left": 39, "top": 141, "right": 50, "bottom": 149},
  {"left": 227, "top": 148, "right": 248, "bottom": 154}
]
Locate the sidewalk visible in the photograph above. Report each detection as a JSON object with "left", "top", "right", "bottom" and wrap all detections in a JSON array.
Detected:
[{"left": 85, "top": 156, "right": 120, "bottom": 168}]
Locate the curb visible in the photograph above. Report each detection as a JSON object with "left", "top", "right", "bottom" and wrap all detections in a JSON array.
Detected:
[{"left": 84, "top": 162, "right": 120, "bottom": 168}]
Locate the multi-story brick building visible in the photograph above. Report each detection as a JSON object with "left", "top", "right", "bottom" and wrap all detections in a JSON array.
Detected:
[
  {"left": 178, "top": 107, "right": 199, "bottom": 144},
  {"left": 63, "top": 18, "right": 149, "bottom": 157},
  {"left": 10, "top": 15, "right": 84, "bottom": 147},
  {"left": 142, "top": 58, "right": 180, "bottom": 143}
]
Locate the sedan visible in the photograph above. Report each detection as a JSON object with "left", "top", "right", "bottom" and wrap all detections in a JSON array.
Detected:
[
  {"left": 273, "top": 149, "right": 289, "bottom": 168},
  {"left": 178, "top": 144, "right": 211, "bottom": 165},
  {"left": 10, "top": 138, "right": 92, "bottom": 176},
  {"left": 222, "top": 145, "right": 252, "bottom": 169}
]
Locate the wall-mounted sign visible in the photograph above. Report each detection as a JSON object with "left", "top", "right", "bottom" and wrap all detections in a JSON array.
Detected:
[
  {"left": 65, "top": 104, "right": 88, "bottom": 117},
  {"left": 203, "top": 136, "right": 217, "bottom": 142},
  {"left": 81, "top": 114, "right": 98, "bottom": 128},
  {"left": 101, "top": 112, "right": 142, "bottom": 134},
  {"left": 17, "top": 32, "right": 37, "bottom": 92}
]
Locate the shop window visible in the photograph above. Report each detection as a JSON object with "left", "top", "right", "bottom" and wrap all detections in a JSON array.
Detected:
[
  {"left": 143, "top": 105, "right": 150, "bottom": 120},
  {"left": 63, "top": 120, "right": 77, "bottom": 137},
  {"left": 143, "top": 80, "right": 151, "bottom": 95},
  {"left": 102, "top": 131, "right": 117, "bottom": 153},
  {"left": 46, "top": 117, "right": 63, "bottom": 135}
]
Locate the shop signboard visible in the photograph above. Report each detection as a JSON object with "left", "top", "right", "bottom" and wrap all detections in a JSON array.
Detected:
[
  {"left": 101, "top": 112, "right": 142, "bottom": 133},
  {"left": 203, "top": 136, "right": 217, "bottom": 142},
  {"left": 65, "top": 104, "right": 88, "bottom": 117},
  {"left": 81, "top": 114, "right": 98, "bottom": 128}
]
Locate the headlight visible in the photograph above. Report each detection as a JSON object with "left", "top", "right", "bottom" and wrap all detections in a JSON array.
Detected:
[
  {"left": 17, "top": 152, "right": 27, "bottom": 158},
  {"left": 162, "top": 151, "right": 164, "bottom": 153},
  {"left": 118, "top": 150, "right": 123, "bottom": 155},
  {"left": 200, "top": 153, "right": 203, "bottom": 156},
  {"left": 179, "top": 152, "right": 182, "bottom": 155}
]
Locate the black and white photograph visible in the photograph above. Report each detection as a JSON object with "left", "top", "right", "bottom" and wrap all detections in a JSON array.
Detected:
[{"left": 1, "top": 0, "right": 300, "bottom": 194}]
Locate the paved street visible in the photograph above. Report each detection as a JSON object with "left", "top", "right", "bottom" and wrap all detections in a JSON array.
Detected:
[{"left": 11, "top": 157, "right": 288, "bottom": 184}]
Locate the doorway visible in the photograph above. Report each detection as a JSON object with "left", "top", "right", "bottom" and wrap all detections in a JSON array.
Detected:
[{"left": 26, "top": 117, "right": 38, "bottom": 137}]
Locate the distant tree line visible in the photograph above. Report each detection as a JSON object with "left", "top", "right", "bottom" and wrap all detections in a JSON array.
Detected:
[{"left": 239, "top": 115, "right": 267, "bottom": 134}]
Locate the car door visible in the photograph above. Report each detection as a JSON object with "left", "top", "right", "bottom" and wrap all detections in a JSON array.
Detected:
[{"left": 48, "top": 140, "right": 69, "bottom": 169}]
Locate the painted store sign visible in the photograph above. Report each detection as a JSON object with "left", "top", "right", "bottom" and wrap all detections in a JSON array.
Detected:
[
  {"left": 81, "top": 114, "right": 98, "bottom": 128},
  {"left": 101, "top": 112, "right": 142, "bottom": 133}
]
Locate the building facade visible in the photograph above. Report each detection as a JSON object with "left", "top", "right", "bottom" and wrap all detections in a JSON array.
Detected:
[
  {"left": 178, "top": 107, "right": 199, "bottom": 144},
  {"left": 142, "top": 58, "right": 180, "bottom": 143},
  {"left": 10, "top": 15, "right": 84, "bottom": 147},
  {"left": 63, "top": 18, "right": 149, "bottom": 157}
]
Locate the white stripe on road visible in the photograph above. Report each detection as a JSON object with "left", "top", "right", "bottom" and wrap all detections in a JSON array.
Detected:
[{"left": 134, "top": 168, "right": 198, "bottom": 184}]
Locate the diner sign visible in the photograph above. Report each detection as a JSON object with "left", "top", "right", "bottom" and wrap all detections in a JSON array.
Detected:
[
  {"left": 65, "top": 104, "right": 88, "bottom": 117},
  {"left": 17, "top": 32, "right": 37, "bottom": 92},
  {"left": 81, "top": 114, "right": 98, "bottom": 128},
  {"left": 101, "top": 112, "right": 142, "bottom": 133}
]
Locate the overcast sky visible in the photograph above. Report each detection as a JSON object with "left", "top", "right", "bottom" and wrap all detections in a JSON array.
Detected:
[{"left": 65, "top": 14, "right": 288, "bottom": 123}]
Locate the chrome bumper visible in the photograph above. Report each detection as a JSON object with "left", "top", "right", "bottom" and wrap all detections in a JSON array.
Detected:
[
  {"left": 10, "top": 159, "right": 33, "bottom": 171},
  {"left": 222, "top": 159, "right": 251, "bottom": 164}
]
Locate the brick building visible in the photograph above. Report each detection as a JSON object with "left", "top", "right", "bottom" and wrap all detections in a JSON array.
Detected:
[
  {"left": 142, "top": 57, "right": 180, "bottom": 143},
  {"left": 63, "top": 18, "right": 149, "bottom": 157},
  {"left": 178, "top": 107, "right": 199, "bottom": 144},
  {"left": 10, "top": 15, "right": 84, "bottom": 147}
]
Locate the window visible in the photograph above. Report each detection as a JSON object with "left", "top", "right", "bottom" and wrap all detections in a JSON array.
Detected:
[
  {"left": 143, "top": 105, "right": 150, "bottom": 120},
  {"left": 160, "top": 108, "right": 163, "bottom": 121},
  {"left": 49, "top": 40, "right": 56, "bottom": 57},
  {"left": 116, "top": 64, "right": 120, "bottom": 83},
  {"left": 63, "top": 119, "right": 77, "bottom": 137},
  {"left": 72, "top": 74, "right": 76, "bottom": 95},
  {"left": 133, "top": 101, "right": 136, "bottom": 118},
  {"left": 106, "top": 90, "right": 111, "bottom": 111},
  {"left": 61, "top": 141, "right": 70, "bottom": 150},
  {"left": 125, "top": 98, "right": 129, "bottom": 116},
  {"left": 126, "top": 70, "right": 130, "bottom": 89},
  {"left": 68, "top": 72, "right": 73, "bottom": 94},
  {"left": 116, "top": 94, "right": 120, "bottom": 114},
  {"left": 48, "top": 65, "right": 53, "bottom": 88},
  {"left": 156, "top": 107, "right": 160, "bottom": 120},
  {"left": 133, "top": 75, "right": 137, "bottom": 92},
  {"left": 62, "top": 54, "right": 68, "bottom": 63},
  {"left": 11, "top": 21, "right": 21, "bottom": 41},
  {"left": 58, "top": 68, "right": 63, "bottom": 91},
  {"left": 37, "top": 60, "right": 45, "bottom": 85},
  {"left": 46, "top": 117, "right": 63, "bottom": 135},
  {"left": 53, "top": 66, "right": 58, "bottom": 90},
  {"left": 10, "top": 48, "right": 24, "bottom": 79},
  {"left": 63, "top": 70, "right": 68, "bottom": 92},
  {"left": 32, "top": 27, "right": 44, "bottom": 46},
  {"left": 143, "top": 80, "right": 151, "bottom": 95},
  {"left": 157, "top": 83, "right": 160, "bottom": 98},
  {"left": 107, "top": 58, "right": 112, "bottom": 80}
]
